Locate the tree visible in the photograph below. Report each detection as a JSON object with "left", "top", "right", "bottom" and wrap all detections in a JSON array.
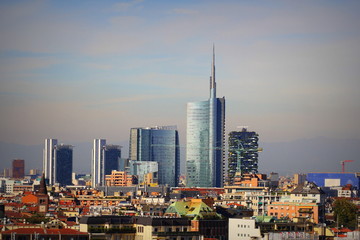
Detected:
[{"left": 333, "top": 198, "right": 358, "bottom": 230}]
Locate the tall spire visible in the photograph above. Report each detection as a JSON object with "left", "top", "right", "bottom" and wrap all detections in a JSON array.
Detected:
[
  {"left": 210, "top": 44, "right": 216, "bottom": 98},
  {"left": 39, "top": 171, "right": 48, "bottom": 195}
]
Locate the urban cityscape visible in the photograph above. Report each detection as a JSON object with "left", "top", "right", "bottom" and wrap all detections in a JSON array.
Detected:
[{"left": 1, "top": 1, "right": 360, "bottom": 240}]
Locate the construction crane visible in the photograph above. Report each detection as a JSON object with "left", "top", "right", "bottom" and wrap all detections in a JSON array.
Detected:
[{"left": 341, "top": 160, "right": 354, "bottom": 173}]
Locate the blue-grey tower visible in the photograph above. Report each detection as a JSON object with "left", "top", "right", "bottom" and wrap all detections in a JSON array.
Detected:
[
  {"left": 129, "top": 126, "right": 180, "bottom": 187},
  {"left": 186, "top": 46, "right": 225, "bottom": 187}
]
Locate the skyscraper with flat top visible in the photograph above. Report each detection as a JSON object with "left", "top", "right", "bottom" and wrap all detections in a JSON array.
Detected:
[
  {"left": 91, "top": 139, "right": 121, "bottom": 187},
  {"left": 43, "top": 139, "right": 73, "bottom": 186},
  {"left": 43, "top": 139, "right": 58, "bottom": 185},
  {"left": 228, "top": 128, "right": 259, "bottom": 185},
  {"left": 12, "top": 159, "right": 25, "bottom": 179},
  {"left": 186, "top": 46, "right": 225, "bottom": 187},
  {"left": 129, "top": 126, "right": 180, "bottom": 187}
]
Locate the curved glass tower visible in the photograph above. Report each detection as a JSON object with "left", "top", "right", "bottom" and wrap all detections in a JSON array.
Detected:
[{"left": 186, "top": 46, "right": 225, "bottom": 187}]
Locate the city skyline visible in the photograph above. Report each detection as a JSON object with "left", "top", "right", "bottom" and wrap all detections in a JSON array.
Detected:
[{"left": 0, "top": 1, "right": 360, "bottom": 174}]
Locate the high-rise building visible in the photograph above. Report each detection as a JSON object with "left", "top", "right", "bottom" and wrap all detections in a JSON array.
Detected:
[
  {"left": 43, "top": 139, "right": 73, "bottom": 186},
  {"left": 91, "top": 139, "right": 121, "bottom": 187},
  {"left": 3, "top": 168, "right": 10, "bottom": 178},
  {"left": 129, "top": 126, "right": 180, "bottom": 187},
  {"left": 186, "top": 47, "right": 225, "bottom": 187},
  {"left": 12, "top": 159, "right": 25, "bottom": 179},
  {"left": 55, "top": 144, "right": 73, "bottom": 186},
  {"left": 43, "top": 139, "right": 58, "bottom": 185},
  {"left": 228, "top": 128, "right": 259, "bottom": 185}
]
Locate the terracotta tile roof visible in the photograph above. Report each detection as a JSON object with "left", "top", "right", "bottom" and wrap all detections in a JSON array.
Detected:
[{"left": 2, "top": 228, "right": 88, "bottom": 235}]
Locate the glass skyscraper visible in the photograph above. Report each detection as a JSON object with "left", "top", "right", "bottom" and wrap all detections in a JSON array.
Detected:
[
  {"left": 43, "top": 139, "right": 73, "bottom": 186},
  {"left": 54, "top": 144, "right": 73, "bottom": 186},
  {"left": 91, "top": 139, "right": 121, "bottom": 187},
  {"left": 129, "top": 126, "right": 180, "bottom": 187},
  {"left": 186, "top": 47, "right": 226, "bottom": 187}
]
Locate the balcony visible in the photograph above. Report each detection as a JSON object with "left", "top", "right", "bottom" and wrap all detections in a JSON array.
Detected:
[{"left": 298, "top": 208, "right": 313, "bottom": 214}]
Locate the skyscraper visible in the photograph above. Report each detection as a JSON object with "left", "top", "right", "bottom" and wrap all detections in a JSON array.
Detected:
[
  {"left": 129, "top": 126, "right": 180, "bottom": 187},
  {"left": 227, "top": 128, "right": 259, "bottom": 185},
  {"left": 12, "top": 159, "right": 25, "bottom": 179},
  {"left": 91, "top": 139, "right": 121, "bottom": 187},
  {"left": 43, "top": 139, "right": 58, "bottom": 185},
  {"left": 43, "top": 139, "right": 73, "bottom": 186},
  {"left": 54, "top": 144, "right": 73, "bottom": 186},
  {"left": 186, "top": 46, "right": 225, "bottom": 187}
]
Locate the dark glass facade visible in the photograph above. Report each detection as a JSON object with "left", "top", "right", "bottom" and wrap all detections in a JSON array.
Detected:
[
  {"left": 55, "top": 145, "right": 73, "bottom": 186},
  {"left": 103, "top": 145, "right": 121, "bottom": 176}
]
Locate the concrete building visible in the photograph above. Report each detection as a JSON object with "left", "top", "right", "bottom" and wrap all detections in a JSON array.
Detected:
[
  {"left": 222, "top": 185, "right": 282, "bottom": 216},
  {"left": 12, "top": 159, "right": 25, "bottom": 179},
  {"left": 228, "top": 218, "right": 261, "bottom": 240},
  {"left": 294, "top": 173, "right": 307, "bottom": 186},
  {"left": 186, "top": 46, "right": 226, "bottom": 188},
  {"left": 105, "top": 170, "right": 133, "bottom": 186},
  {"left": 228, "top": 128, "right": 260, "bottom": 185}
]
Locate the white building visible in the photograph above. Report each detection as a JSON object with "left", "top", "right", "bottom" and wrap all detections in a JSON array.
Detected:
[
  {"left": 43, "top": 138, "right": 58, "bottom": 185},
  {"left": 229, "top": 218, "right": 261, "bottom": 240},
  {"left": 91, "top": 139, "right": 106, "bottom": 187}
]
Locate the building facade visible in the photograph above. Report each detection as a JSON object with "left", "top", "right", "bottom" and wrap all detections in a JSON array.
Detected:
[
  {"left": 54, "top": 144, "right": 73, "bottom": 186},
  {"left": 91, "top": 139, "right": 121, "bottom": 187},
  {"left": 12, "top": 159, "right": 25, "bottom": 179},
  {"left": 43, "top": 138, "right": 58, "bottom": 185},
  {"left": 228, "top": 128, "right": 259, "bottom": 185},
  {"left": 105, "top": 170, "right": 133, "bottom": 186},
  {"left": 186, "top": 47, "right": 225, "bottom": 188},
  {"left": 129, "top": 126, "right": 179, "bottom": 187},
  {"left": 43, "top": 139, "right": 73, "bottom": 186},
  {"left": 130, "top": 161, "right": 158, "bottom": 185}
]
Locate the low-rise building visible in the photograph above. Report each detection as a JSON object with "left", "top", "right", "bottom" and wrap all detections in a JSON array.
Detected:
[{"left": 229, "top": 218, "right": 261, "bottom": 240}]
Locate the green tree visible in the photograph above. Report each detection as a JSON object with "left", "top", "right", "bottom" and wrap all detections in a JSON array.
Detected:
[
  {"left": 333, "top": 198, "right": 358, "bottom": 230},
  {"left": 25, "top": 213, "right": 49, "bottom": 224}
]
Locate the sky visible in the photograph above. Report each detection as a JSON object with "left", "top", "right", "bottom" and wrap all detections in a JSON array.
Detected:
[{"left": 1, "top": 0, "right": 360, "bottom": 151}]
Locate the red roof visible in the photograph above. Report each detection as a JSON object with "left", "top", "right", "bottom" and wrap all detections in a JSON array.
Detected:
[
  {"left": 2, "top": 228, "right": 88, "bottom": 235},
  {"left": 331, "top": 227, "right": 352, "bottom": 233}
]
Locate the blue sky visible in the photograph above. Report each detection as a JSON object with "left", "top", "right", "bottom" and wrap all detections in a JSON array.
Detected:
[{"left": 1, "top": 0, "right": 360, "bottom": 147}]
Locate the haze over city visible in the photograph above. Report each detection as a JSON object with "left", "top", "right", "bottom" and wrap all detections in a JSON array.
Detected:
[{"left": 0, "top": 0, "right": 359, "bottom": 175}]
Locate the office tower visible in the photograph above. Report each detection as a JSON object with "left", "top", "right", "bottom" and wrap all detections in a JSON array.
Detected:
[
  {"left": 3, "top": 168, "right": 10, "bottom": 178},
  {"left": 43, "top": 139, "right": 58, "bottom": 185},
  {"left": 129, "top": 126, "right": 180, "bottom": 187},
  {"left": 91, "top": 139, "right": 121, "bottom": 187},
  {"left": 12, "top": 159, "right": 25, "bottom": 179},
  {"left": 186, "top": 47, "right": 225, "bottom": 187},
  {"left": 54, "top": 144, "right": 73, "bottom": 186},
  {"left": 228, "top": 128, "right": 259, "bottom": 185},
  {"left": 43, "top": 139, "right": 73, "bottom": 186}
]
